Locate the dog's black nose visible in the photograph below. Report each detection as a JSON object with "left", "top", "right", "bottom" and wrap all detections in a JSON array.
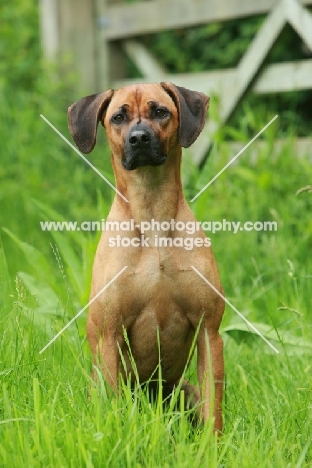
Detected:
[{"left": 129, "top": 130, "right": 150, "bottom": 147}]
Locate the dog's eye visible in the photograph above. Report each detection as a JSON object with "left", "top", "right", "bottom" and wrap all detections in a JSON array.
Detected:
[
  {"left": 155, "top": 108, "right": 168, "bottom": 118},
  {"left": 113, "top": 114, "right": 125, "bottom": 123}
]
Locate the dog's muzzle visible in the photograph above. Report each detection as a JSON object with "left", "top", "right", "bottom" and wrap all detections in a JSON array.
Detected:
[{"left": 122, "top": 123, "right": 167, "bottom": 171}]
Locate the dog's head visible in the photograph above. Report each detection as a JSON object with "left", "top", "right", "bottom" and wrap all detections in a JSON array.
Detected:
[{"left": 68, "top": 83, "right": 209, "bottom": 171}]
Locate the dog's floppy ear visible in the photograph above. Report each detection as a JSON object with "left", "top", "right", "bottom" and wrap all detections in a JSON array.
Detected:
[
  {"left": 68, "top": 89, "right": 114, "bottom": 153},
  {"left": 160, "top": 82, "right": 209, "bottom": 148}
]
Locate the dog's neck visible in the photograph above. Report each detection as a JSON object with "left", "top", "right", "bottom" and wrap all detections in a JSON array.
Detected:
[{"left": 111, "top": 149, "right": 183, "bottom": 227}]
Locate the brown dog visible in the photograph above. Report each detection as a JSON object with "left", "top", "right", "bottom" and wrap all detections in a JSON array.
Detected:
[{"left": 68, "top": 82, "right": 224, "bottom": 432}]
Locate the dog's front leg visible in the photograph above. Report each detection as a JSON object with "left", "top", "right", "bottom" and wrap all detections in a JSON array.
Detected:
[
  {"left": 197, "top": 328, "right": 224, "bottom": 433},
  {"left": 96, "top": 332, "right": 121, "bottom": 395}
]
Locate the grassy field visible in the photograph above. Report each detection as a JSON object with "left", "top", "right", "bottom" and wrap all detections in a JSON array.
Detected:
[
  {"left": 1, "top": 2, "right": 312, "bottom": 465},
  {"left": 1, "top": 87, "right": 312, "bottom": 466}
]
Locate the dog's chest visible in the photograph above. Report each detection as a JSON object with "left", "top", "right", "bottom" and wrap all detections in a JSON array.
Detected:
[
  {"left": 94, "top": 232, "right": 216, "bottom": 330},
  {"left": 114, "top": 249, "right": 207, "bottom": 326},
  {"left": 116, "top": 254, "right": 197, "bottom": 381}
]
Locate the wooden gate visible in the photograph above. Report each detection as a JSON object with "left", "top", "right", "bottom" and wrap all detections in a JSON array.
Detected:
[{"left": 40, "top": 0, "right": 312, "bottom": 164}]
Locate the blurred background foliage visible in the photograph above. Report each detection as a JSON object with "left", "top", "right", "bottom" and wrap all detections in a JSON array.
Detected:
[{"left": 0, "top": 0, "right": 311, "bottom": 336}]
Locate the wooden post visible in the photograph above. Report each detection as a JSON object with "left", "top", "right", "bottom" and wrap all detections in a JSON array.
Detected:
[
  {"left": 40, "top": 0, "right": 96, "bottom": 92},
  {"left": 93, "top": 0, "right": 109, "bottom": 91},
  {"left": 39, "top": 0, "right": 60, "bottom": 60},
  {"left": 58, "top": 0, "right": 96, "bottom": 92},
  {"left": 94, "top": 0, "right": 127, "bottom": 91}
]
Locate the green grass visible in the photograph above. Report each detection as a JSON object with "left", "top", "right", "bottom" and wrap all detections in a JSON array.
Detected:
[{"left": 0, "top": 287, "right": 311, "bottom": 467}]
